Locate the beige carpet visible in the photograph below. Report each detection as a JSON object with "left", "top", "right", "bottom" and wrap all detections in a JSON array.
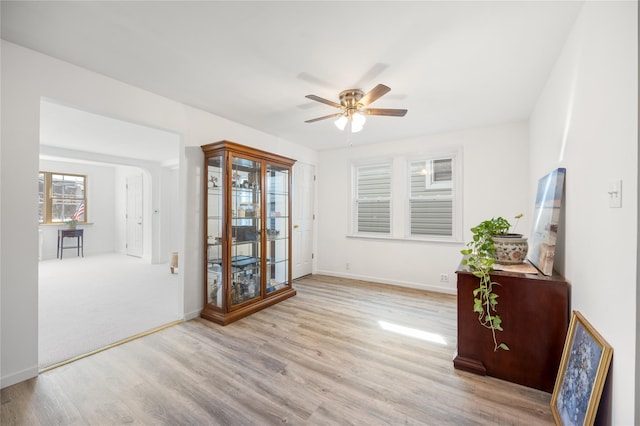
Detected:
[{"left": 38, "top": 253, "right": 182, "bottom": 369}]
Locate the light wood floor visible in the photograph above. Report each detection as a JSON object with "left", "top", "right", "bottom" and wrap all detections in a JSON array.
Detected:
[{"left": 1, "top": 275, "right": 554, "bottom": 425}]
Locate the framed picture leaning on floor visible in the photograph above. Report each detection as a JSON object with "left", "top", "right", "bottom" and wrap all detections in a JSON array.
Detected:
[{"left": 551, "top": 311, "right": 613, "bottom": 425}]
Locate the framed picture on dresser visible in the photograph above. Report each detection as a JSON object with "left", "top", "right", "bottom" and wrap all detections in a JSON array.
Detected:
[{"left": 528, "top": 167, "right": 566, "bottom": 276}]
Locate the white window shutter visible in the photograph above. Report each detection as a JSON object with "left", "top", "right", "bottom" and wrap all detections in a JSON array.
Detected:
[
  {"left": 356, "top": 163, "right": 391, "bottom": 234},
  {"left": 409, "top": 159, "right": 453, "bottom": 237}
]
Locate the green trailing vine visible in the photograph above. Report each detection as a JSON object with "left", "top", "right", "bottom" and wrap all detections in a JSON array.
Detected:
[{"left": 460, "top": 217, "right": 512, "bottom": 352}]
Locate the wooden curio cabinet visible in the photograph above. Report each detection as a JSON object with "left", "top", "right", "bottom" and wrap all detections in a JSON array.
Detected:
[{"left": 201, "top": 140, "right": 296, "bottom": 325}]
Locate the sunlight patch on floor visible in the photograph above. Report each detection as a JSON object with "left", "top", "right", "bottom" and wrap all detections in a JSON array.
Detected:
[{"left": 378, "top": 320, "right": 447, "bottom": 345}]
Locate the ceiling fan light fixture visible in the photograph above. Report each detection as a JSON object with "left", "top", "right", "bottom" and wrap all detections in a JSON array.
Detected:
[
  {"left": 305, "top": 84, "right": 406, "bottom": 133},
  {"left": 334, "top": 114, "right": 348, "bottom": 131},
  {"left": 351, "top": 111, "right": 366, "bottom": 133}
]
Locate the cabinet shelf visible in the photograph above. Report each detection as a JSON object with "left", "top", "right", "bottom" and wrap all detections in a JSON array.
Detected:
[
  {"left": 232, "top": 186, "right": 259, "bottom": 192},
  {"left": 233, "top": 241, "right": 259, "bottom": 247},
  {"left": 202, "top": 140, "right": 296, "bottom": 326}
]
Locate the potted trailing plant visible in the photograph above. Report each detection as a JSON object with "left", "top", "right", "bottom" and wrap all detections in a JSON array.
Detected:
[
  {"left": 64, "top": 220, "right": 78, "bottom": 229},
  {"left": 460, "top": 216, "right": 520, "bottom": 352},
  {"left": 492, "top": 213, "right": 528, "bottom": 265}
]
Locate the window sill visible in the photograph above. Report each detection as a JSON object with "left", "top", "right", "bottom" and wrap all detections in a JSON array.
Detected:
[
  {"left": 39, "top": 223, "right": 94, "bottom": 226},
  {"left": 346, "top": 234, "right": 463, "bottom": 244}
]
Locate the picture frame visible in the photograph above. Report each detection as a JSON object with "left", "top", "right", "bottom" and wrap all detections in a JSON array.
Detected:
[
  {"left": 551, "top": 311, "right": 613, "bottom": 425},
  {"left": 528, "top": 167, "right": 566, "bottom": 275}
]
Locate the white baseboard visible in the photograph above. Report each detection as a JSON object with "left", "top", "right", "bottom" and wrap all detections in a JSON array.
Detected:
[
  {"left": 312, "top": 270, "right": 457, "bottom": 295},
  {"left": 1, "top": 365, "right": 39, "bottom": 389},
  {"left": 184, "top": 309, "right": 201, "bottom": 321}
]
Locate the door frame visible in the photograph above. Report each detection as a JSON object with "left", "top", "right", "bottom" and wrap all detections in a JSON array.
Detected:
[
  {"left": 126, "top": 174, "right": 144, "bottom": 257},
  {"left": 292, "top": 162, "right": 315, "bottom": 279}
]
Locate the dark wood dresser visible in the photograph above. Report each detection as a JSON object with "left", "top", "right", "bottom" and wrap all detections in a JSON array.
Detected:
[{"left": 454, "top": 265, "right": 570, "bottom": 392}]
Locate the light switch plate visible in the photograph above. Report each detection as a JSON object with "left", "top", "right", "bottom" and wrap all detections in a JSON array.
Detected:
[{"left": 608, "top": 180, "right": 622, "bottom": 208}]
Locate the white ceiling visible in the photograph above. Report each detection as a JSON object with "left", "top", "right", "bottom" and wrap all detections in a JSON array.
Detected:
[
  {"left": 40, "top": 100, "right": 181, "bottom": 165},
  {"left": 2, "top": 1, "right": 584, "bottom": 152}
]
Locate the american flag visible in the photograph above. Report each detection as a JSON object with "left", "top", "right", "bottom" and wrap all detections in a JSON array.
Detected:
[{"left": 72, "top": 202, "right": 85, "bottom": 221}]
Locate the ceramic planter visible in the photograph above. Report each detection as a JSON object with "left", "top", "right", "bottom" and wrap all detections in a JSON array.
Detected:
[{"left": 493, "top": 234, "right": 528, "bottom": 265}]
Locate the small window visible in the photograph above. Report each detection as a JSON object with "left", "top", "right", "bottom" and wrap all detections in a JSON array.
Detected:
[
  {"left": 39, "top": 172, "right": 87, "bottom": 224},
  {"left": 354, "top": 162, "right": 391, "bottom": 235},
  {"left": 420, "top": 159, "right": 452, "bottom": 189},
  {"left": 409, "top": 158, "right": 454, "bottom": 237}
]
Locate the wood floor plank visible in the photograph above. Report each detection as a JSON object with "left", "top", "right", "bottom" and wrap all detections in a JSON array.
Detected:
[{"left": 1, "top": 275, "right": 554, "bottom": 425}]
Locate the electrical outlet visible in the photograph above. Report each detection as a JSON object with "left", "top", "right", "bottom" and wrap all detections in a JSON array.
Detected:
[
  {"left": 440, "top": 273, "right": 449, "bottom": 282},
  {"left": 346, "top": 263, "right": 350, "bottom": 270}
]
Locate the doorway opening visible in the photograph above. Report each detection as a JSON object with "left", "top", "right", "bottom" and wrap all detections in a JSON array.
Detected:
[
  {"left": 38, "top": 99, "right": 183, "bottom": 369},
  {"left": 292, "top": 162, "right": 315, "bottom": 279}
]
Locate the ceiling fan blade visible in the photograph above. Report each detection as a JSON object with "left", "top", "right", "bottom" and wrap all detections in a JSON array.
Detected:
[
  {"left": 364, "top": 108, "right": 408, "bottom": 117},
  {"left": 359, "top": 84, "right": 391, "bottom": 106},
  {"left": 305, "top": 112, "right": 344, "bottom": 123},
  {"left": 305, "top": 94, "right": 342, "bottom": 109}
]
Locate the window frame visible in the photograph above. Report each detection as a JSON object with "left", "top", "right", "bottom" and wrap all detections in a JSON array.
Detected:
[
  {"left": 408, "top": 155, "right": 457, "bottom": 240},
  {"left": 348, "top": 147, "right": 462, "bottom": 243},
  {"left": 39, "top": 171, "right": 88, "bottom": 224}
]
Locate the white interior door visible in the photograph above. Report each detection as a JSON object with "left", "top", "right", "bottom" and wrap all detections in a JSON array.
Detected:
[
  {"left": 126, "top": 175, "right": 143, "bottom": 257},
  {"left": 292, "top": 162, "right": 314, "bottom": 279}
]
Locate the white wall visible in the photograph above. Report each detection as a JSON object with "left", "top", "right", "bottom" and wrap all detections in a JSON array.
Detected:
[
  {"left": 160, "top": 166, "right": 180, "bottom": 263},
  {"left": 316, "top": 122, "right": 530, "bottom": 293},
  {"left": 0, "top": 41, "right": 318, "bottom": 388},
  {"left": 530, "top": 1, "right": 637, "bottom": 423}
]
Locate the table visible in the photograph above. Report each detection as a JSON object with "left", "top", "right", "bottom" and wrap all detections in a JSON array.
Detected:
[{"left": 57, "top": 229, "right": 84, "bottom": 259}]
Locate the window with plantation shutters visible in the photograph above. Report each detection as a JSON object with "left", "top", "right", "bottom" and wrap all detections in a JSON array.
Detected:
[
  {"left": 409, "top": 158, "right": 453, "bottom": 237},
  {"left": 349, "top": 149, "right": 460, "bottom": 242},
  {"left": 355, "top": 163, "right": 391, "bottom": 234}
]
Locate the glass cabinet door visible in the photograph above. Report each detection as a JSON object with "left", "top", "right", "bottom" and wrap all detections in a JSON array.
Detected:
[
  {"left": 230, "top": 155, "right": 262, "bottom": 306},
  {"left": 206, "top": 155, "right": 224, "bottom": 308},
  {"left": 265, "top": 163, "right": 290, "bottom": 293}
]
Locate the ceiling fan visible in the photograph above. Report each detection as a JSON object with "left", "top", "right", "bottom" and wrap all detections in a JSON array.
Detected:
[{"left": 304, "top": 84, "right": 407, "bottom": 133}]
